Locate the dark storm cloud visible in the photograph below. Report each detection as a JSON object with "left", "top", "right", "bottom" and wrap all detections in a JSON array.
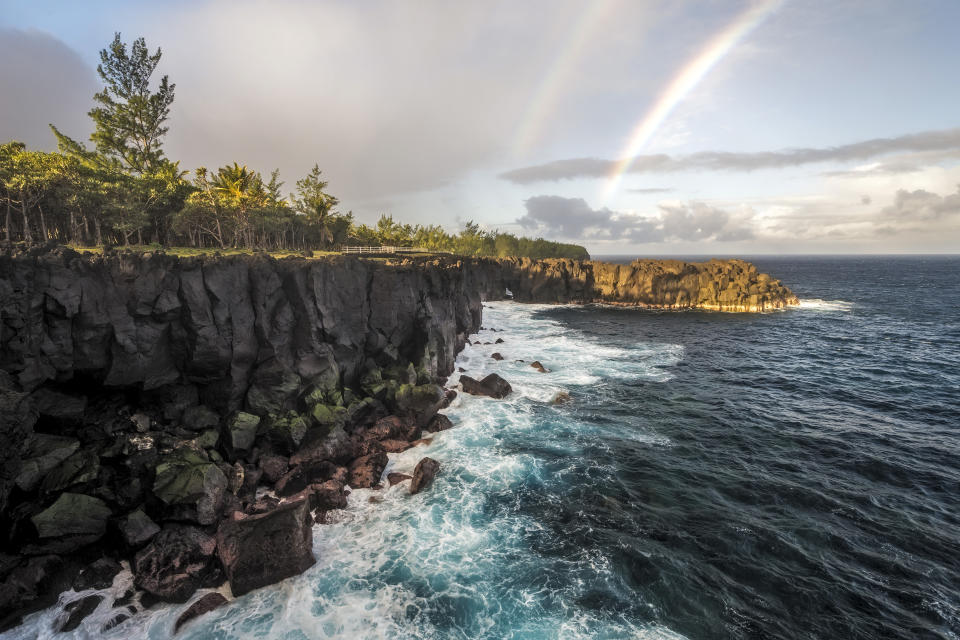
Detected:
[
  {"left": 0, "top": 29, "right": 98, "bottom": 148},
  {"left": 518, "top": 195, "right": 753, "bottom": 244},
  {"left": 500, "top": 128, "right": 960, "bottom": 183}
]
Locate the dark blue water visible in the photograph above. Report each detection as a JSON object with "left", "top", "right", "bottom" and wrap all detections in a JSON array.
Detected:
[
  {"left": 14, "top": 256, "right": 958, "bottom": 640},
  {"left": 540, "top": 255, "right": 960, "bottom": 639}
]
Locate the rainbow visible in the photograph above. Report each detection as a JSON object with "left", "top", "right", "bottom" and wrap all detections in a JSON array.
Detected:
[
  {"left": 601, "top": 0, "right": 784, "bottom": 202},
  {"left": 511, "top": 0, "right": 619, "bottom": 159}
]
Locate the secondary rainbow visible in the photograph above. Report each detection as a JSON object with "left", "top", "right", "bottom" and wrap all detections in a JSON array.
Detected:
[
  {"left": 511, "top": 0, "right": 619, "bottom": 159},
  {"left": 601, "top": 0, "right": 784, "bottom": 203}
]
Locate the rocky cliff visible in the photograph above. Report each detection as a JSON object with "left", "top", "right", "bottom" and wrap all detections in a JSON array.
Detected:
[
  {"left": 440, "top": 255, "right": 798, "bottom": 311},
  {"left": 0, "top": 245, "right": 797, "bottom": 631}
]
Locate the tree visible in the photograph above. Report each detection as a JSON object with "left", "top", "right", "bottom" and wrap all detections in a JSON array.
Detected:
[
  {"left": 293, "top": 165, "right": 339, "bottom": 247},
  {"left": 89, "top": 33, "right": 175, "bottom": 174},
  {"left": 0, "top": 142, "right": 26, "bottom": 241}
]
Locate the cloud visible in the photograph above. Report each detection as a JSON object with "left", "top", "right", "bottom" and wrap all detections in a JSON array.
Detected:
[
  {"left": 518, "top": 195, "right": 753, "bottom": 244},
  {"left": 880, "top": 185, "right": 960, "bottom": 221},
  {"left": 0, "top": 29, "right": 99, "bottom": 149},
  {"left": 500, "top": 128, "right": 960, "bottom": 183},
  {"left": 629, "top": 187, "right": 674, "bottom": 194}
]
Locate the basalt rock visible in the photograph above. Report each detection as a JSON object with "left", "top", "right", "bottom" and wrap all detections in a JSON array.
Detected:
[
  {"left": 347, "top": 452, "right": 388, "bottom": 489},
  {"left": 133, "top": 525, "right": 220, "bottom": 603},
  {"left": 460, "top": 373, "right": 512, "bottom": 399},
  {"left": 530, "top": 361, "right": 548, "bottom": 373},
  {"left": 426, "top": 414, "right": 453, "bottom": 433},
  {"left": 216, "top": 498, "right": 315, "bottom": 597},
  {"left": 410, "top": 458, "right": 440, "bottom": 495},
  {"left": 152, "top": 448, "right": 227, "bottom": 526}
]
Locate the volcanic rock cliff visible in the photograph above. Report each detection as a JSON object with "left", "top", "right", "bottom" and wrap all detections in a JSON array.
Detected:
[{"left": 0, "top": 245, "right": 797, "bottom": 631}]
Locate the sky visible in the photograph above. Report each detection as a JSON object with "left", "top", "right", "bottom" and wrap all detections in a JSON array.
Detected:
[{"left": 1, "top": 0, "right": 959, "bottom": 255}]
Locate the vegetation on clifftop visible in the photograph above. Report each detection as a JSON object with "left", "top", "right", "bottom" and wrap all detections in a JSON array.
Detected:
[{"left": 0, "top": 33, "right": 588, "bottom": 260}]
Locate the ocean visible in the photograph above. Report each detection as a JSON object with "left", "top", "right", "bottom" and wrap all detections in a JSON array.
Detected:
[{"left": 9, "top": 256, "right": 960, "bottom": 639}]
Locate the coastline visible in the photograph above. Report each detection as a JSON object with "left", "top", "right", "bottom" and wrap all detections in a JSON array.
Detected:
[{"left": 0, "top": 245, "right": 798, "bottom": 634}]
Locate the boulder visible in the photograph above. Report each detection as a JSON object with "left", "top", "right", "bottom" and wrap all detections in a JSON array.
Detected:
[
  {"left": 152, "top": 448, "right": 227, "bottom": 526},
  {"left": 224, "top": 412, "right": 261, "bottom": 453},
  {"left": 264, "top": 412, "right": 309, "bottom": 454},
  {"left": 133, "top": 526, "right": 220, "bottom": 603},
  {"left": 426, "top": 414, "right": 453, "bottom": 433},
  {"left": 39, "top": 447, "right": 100, "bottom": 494},
  {"left": 393, "top": 383, "right": 445, "bottom": 427},
  {"left": 495, "top": 338, "right": 504, "bottom": 344},
  {"left": 551, "top": 391, "right": 572, "bottom": 405},
  {"left": 491, "top": 352, "right": 504, "bottom": 361},
  {"left": 410, "top": 458, "right": 440, "bottom": 495},
  {"left": 530, "top": 361, "right": 549, "bottom": 373},
  {"left": 365, "top": 415, "right": 411, "bottom": 441},
  {"left": 175, "top": 592, "right": 228, "bottom": 633},
  {"left": 460, "top": 373, "right": 512, "bottom": 399},
  {"left": 379, "top": 439, "right": 412, "bottom": 453},
  {"left": 387, "top": 473, "right": 412, "bottom": 486},
  {"left": 440, "top": 389, "right": 457, "bottom": 408},
  {"left": 258, "top": 454, "right": 289, "bottom": 485},
  {"left": 274, "top": 460, "right": 337, "bottom": 497},
  {"left": 55, "top": 594, "right": 103, "bottom": 633},
  {"left": 119, "top": 509, "right": 161, "bottom": 548},
  {"left": 15, "top": 434, "right": 80, "bottom": 493},
  {"left": 75, "top": 558, "right": 122, "bottom": 590},
  {"left": 30, "top": 388, "right": 87, "bottom": 422},
  {"left": 216, "top": 499, "right": 315, "bottom": 597},
  {"left": 347, "top": 452, "right": 388, "bottom": 489},
  {"left": 182, "top": 405, "right": 220, "bottom": 432},
  {"left": 32, "top": 493, "right": 111, "bottom": 539}
]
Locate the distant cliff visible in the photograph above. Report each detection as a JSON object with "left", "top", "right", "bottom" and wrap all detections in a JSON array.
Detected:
[{"left": 428, "top": 256, "right": 798, "bottom": 312}]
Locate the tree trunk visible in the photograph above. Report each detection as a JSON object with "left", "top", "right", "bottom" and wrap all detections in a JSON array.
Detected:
[
  {"left": 37, "top": 205, "right": 48, "bottom": 241},
  {"left": 4, "top": 200, "right": 11, "bottom": 242},
  {"left": 20, "top": 194, "right": 32, "bottom": 243},
  {"left": 94, "top": 218, "right": 103, "bottom": 246},
  {"left": 137, "top": 228, "right": 143, "bottom": 245}
]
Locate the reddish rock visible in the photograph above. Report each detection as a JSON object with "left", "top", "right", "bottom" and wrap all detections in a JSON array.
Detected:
[
  {"left": 175, "top": 592, "right": 228, "bottom": 632},
  {"left": 411, "top": 437, "right": 434, "bottom": 447},
  {"left": 379, "top": 439, "right": 413, "bottom": 453},
  {"left": 258, "top": 454, "right": 289, "bottom": 485},
  {"left": 347, "top": 452, "right": 388, "bottom": 489},
  {"left": 530, "top": 361, "right": 549, "bottom": 373},
  {"left": 426, "top": 414, "right": 453, "bottom": 433},
  {"left": 387, "top": 473, "right": 412, "bottom": 486},
  {"left": 410, "top": 458, "right": 440, "bottom": 495},
  {"left": 216, "top": 499, "right": 315, "bottom": 597},
  {"left": 274, "top": 460, "right": 337, "bottom": 497},
  {"left": 133, "top": 526, "right": 220, "bottom": 603}
]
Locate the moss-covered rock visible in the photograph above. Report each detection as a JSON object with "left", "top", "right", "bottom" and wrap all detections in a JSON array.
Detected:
[
  {"left": 394, "top": 383, "right": 445, "bottom": 427},
  {"left": 194, "top": 429, "right": 220, "bottom": 450},
  {"left": 31, "top": 493, "right": 111, "bottom": 539},
  {"left": 265, "top": 411, "right": 310, "bottom": 455},
  {"left": 152, "top": 448, "right": 227, "bottom": 526},
  {"left": 224, "top": 412, "right": 261, "bottom": 453}
]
